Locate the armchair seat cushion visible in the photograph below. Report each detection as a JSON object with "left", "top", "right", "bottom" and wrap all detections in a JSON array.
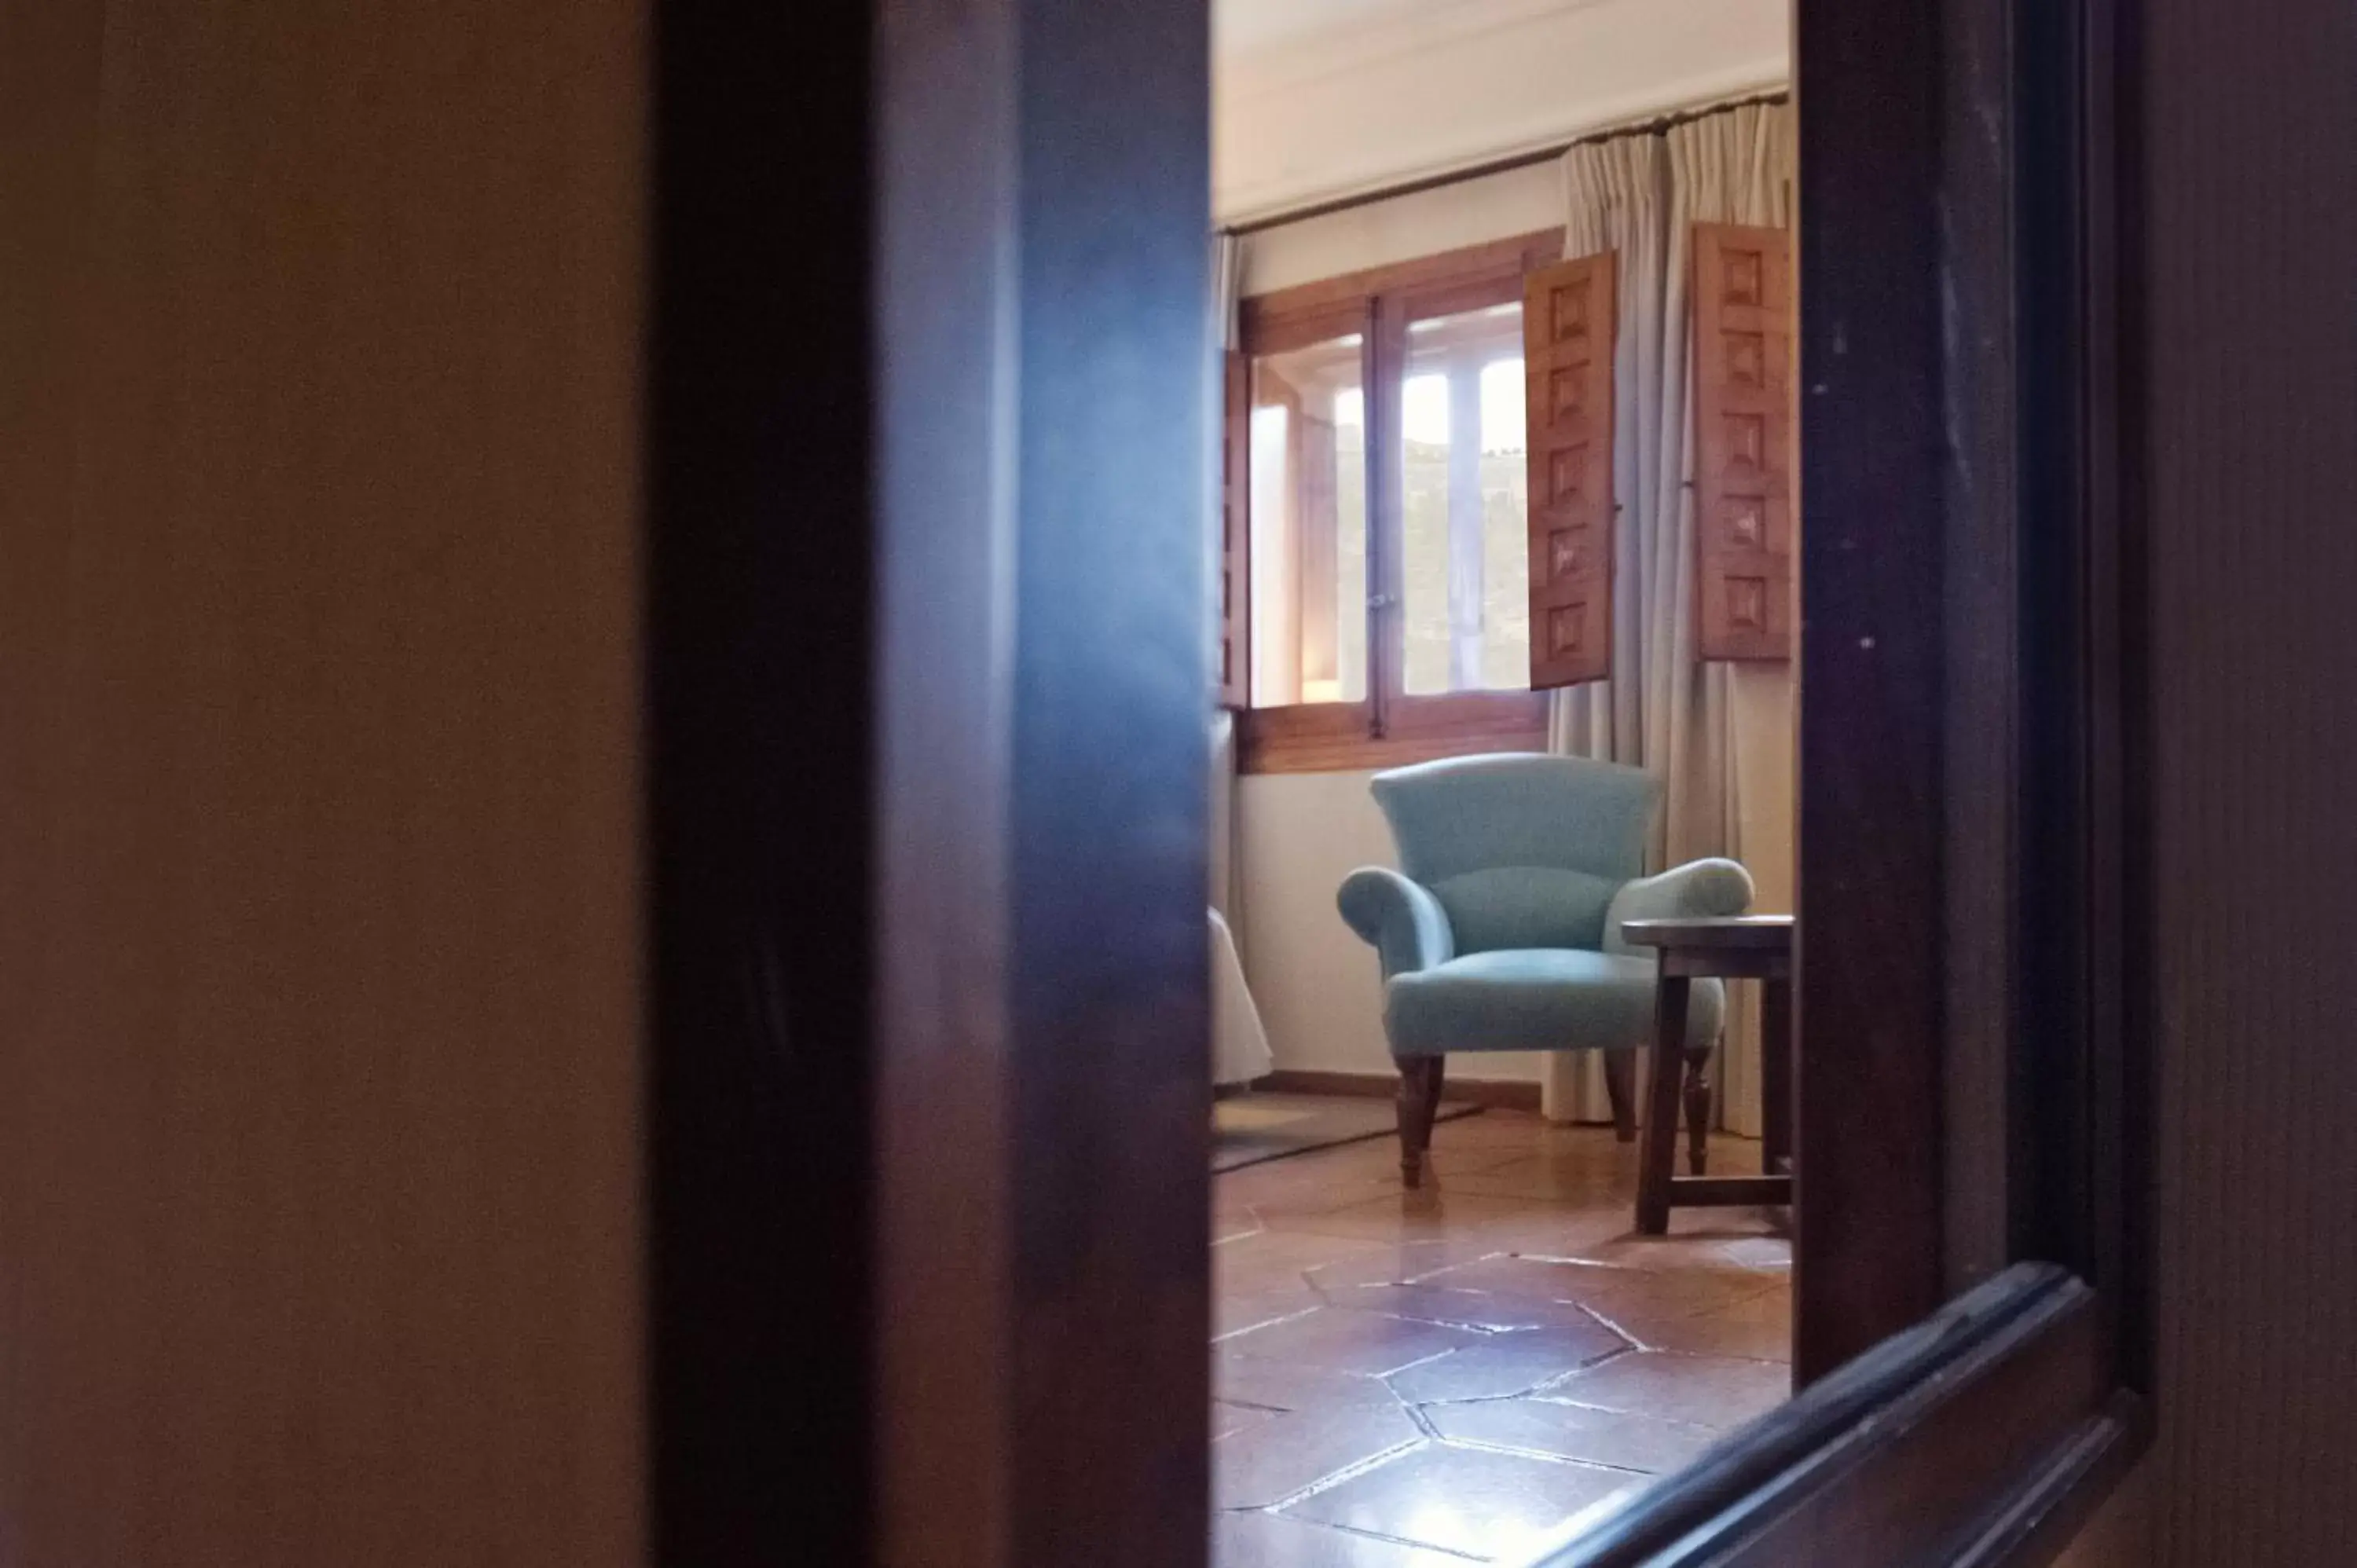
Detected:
[{"left": 1384, "top": 948, "right": 1725, "bottom": 1057}]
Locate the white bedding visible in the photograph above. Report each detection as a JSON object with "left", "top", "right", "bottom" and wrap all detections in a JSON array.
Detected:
[{"left": 1210, "top": 907, "right": 1273, "bottom": 1086}]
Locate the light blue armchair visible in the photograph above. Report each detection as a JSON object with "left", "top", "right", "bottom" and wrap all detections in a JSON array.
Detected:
[{"left": 1338, "top": 753, "right": 1754, "bottom": 1186}]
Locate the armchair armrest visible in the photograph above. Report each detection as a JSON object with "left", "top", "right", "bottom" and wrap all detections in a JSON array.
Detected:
[
  {"left": 1337, "top": 867, "right": 1456, "bottom": 979},
  {"left": 1606, "top": 857, "right": 1755, "bottom": 950}
]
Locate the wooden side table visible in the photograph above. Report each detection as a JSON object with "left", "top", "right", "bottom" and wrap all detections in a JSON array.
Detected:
[{"left": 1620, "top": 914, "right": 1795, "bottom": 1236}]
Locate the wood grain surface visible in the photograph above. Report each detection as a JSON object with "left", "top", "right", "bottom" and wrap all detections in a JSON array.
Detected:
[{"left": 0, "top": 2, "right": 646, "bottom": 1563}]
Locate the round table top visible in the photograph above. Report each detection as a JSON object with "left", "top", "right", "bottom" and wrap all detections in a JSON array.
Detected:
[{"left": 1618, "top": 914, "right": 1795, "bottom": 951}]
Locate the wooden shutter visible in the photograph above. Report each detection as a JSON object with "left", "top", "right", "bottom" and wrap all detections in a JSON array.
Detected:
[
  {"left": 1693, "top": 222, "right": 1795, "bottom": 661},
  {"left": 1219, "top": 348, "right": 1251, "bottom": 705},
  {"left": 1524, "top": 251, "right": 1617, "bottom": 688}
]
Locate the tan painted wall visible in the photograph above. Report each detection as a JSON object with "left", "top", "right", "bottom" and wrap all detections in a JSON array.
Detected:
[{"left": 0, "top": 2, "right": 647, "bottom": 1563}]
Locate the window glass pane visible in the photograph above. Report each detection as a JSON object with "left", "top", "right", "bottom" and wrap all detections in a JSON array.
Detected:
[
  {"left": 1248, "top": 335, "right": 1367, "bottom": 707},
  {"left": 1398, "top": 302, "right": 1529, "bottom": 695}
]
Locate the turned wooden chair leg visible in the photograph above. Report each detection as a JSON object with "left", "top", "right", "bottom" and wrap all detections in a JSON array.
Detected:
[
  {"left": 1682, "top": 1043, "right": 1714, "bottom": 1176},
  {"left": 1602, "top": 1051, "right": 1637, "bottom": 1143},
  {"left": 1397, "top": 1056, "right": 1445, "bottom": 1188}
]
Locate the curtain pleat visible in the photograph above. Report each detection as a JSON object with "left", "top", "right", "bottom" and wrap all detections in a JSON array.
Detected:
[
  {"left": 1213, "top": 230, "right": 1244, "bottom": 354},
  {"left": 1210, "top": 232, "right": 1246, "bottom": 934},
  {"left": 1542, "top": 103, "right": 1794, "bottom": 1132}
]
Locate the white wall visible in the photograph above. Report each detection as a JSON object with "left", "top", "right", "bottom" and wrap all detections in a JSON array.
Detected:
[
  {"left": 1214, "top": 0, "right": 1790, "bottom": 224},
  {"left": 1238, "top": 770, "right": 1550, "bottom": 1084}
]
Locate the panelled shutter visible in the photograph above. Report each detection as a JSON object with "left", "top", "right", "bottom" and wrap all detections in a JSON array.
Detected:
[
  {"left": 1692, "top": 222, "right": 1796, "bottom": 661},
  {"left": 1523, "top": 251, "right": 1617, "bottom": 689}
]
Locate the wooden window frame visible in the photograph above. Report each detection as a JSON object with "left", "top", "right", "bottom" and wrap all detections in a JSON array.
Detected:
[{"left": 1233, "top": 231, "right": 1561, "bottom": 773}]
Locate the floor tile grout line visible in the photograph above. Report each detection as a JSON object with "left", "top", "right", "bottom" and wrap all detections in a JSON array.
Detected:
[
  {"left": 1571, "top": 1298, "right": 1640, "bottom": 1346},
  {"left": 1209, "top": 1304, "right": 1325, "bottom": 1345},
  {"left": 1572, "top": 1302, "right": 1652, "bottom": 1352},
  {"left": 1223, "top": 1507, "right": 1493, "bottom": 1565},
  {"left": 1527, "top": 1342, "right": 1640, "bottom": 1393},
  {"left": 1526, "top": 1393, "right": 1756, "bottom": 1434},
  {"left": 1520, "top": 1393, "right": 1729, "bottom": 1428},
  {"left": 1419, "top": 1433, "right": 1662, "bottom": 1479},
  {"left": 1402, "top": 1352, "right": 1634, "bottom": 1412},
  {"left": 1303, "top": 1519, "right": 1492, "bottom": 1563},
  {"left": 1209, "top": 1113, "right": 1791, "bottom": 1565},
  {"left": 1251, "top": 1437, "right": 1426, "bottom": 1512}
]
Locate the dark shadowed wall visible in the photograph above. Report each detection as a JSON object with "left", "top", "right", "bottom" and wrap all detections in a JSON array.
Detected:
[
  {"left": 2063, "top": 0, "right": 2357, "bottom": 1560},
  {"left": 0, "top": 2, "right": 646, "bottom": 1563}
]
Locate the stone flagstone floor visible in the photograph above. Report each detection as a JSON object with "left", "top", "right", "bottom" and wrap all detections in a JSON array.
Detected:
[{"left": 1211, "top": 1103, "right": 1791, "bottom": 1566}]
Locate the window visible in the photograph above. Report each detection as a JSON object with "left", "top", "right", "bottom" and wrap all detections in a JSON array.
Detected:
[
  {"left": 1248, "top": 332, "right": 1367, "bottom": 706},
  {"left": 1228, "top": 233, "right": 1563, "bottom": 772},
  {"left": 1398, "top": 303, "right": 1530, "bottom": 696}
]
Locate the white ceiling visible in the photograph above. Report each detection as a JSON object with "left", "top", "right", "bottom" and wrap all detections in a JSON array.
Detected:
[
  {"left": 1212, "top": 0, "right": 1790, "bottom": 224},
  {"left": 1215, "top": 0, "right": 1440, "bottom": 59}
]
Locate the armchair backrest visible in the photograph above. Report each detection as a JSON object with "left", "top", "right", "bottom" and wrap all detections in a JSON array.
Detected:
[{"left": 1369, "top": 753, "right": 1659, "bottom": 955}]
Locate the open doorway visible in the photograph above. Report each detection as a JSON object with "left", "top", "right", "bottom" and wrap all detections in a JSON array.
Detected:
[{"left": 1204, "top": 3, "right": 1802, "bottom": 1560}]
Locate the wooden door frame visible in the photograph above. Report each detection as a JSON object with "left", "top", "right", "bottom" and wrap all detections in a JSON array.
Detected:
[
  {"left": 1538, "top": 0, "right": 2151, "bottom": 1556},
  {"left": 646, "top": 0, "right": 2146, "bottom": 1563},
  {"left": 647, "top": 1, "right": 1212, "bottom": 1564},
  {"left": 644, "top": 3, "right": 880, "bottom": 1562}
]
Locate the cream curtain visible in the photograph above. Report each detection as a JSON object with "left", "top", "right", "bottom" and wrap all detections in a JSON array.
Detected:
[
  {"left": 1213, "top": 229, "right": 1244, "bottom": 355},
  {"left": 1542, "top": 102, "right": 1795, "bottom": 1133},
  {"left": 1208, "top": 232, "right": 1275, "bottom": 1085},
  {"left": 1209, "top": 230, "right": 1246, "bottom": 928}
]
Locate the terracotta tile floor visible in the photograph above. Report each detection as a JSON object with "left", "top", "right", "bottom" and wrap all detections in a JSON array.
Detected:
[{"left": 1211, "top": 1105, "right": 1791, "bottom": 1566}]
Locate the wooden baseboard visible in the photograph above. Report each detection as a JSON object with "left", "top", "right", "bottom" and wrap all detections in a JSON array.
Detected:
[{"left": 1257, "top": 1068, "right": 1542, "bottom": 1113}]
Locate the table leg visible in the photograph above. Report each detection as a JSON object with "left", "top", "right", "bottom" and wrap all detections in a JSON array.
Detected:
[
  {"left": 1603, "top": 1051, "right": 1637, "bottom": 1143},
  {"left": 1636, "top": 976, "right": 1691, "bottom": 1236},
  {"left": 1762, "top": 975, "right": 1794, "bottom": 1175},
  {"left": 1683, "top": 1042, "right": 1713, "bottom": 1176}
]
